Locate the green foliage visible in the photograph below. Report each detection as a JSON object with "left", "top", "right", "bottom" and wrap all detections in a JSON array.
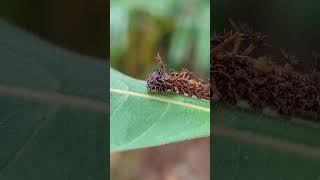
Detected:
[
  {"left": 110, "top": 68, "right": 210, "bottom": 152},
  {"left": 110, "top": 0, "right": 210, "bottom": 77},
  {"left": 0, "top": 20, "right": 107, "bottom": 179}
]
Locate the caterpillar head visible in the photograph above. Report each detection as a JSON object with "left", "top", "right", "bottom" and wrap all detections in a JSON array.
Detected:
[
  {"left": 146, "top": 68, "right": 166, "bottom": 92},
  {"left": 147, "top": 52, "right": 168, "bottom": 92}
]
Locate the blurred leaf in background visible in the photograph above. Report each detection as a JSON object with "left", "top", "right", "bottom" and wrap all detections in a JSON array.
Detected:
[{"left": 110, "top": 0, "right": 210, "bottom": 79}]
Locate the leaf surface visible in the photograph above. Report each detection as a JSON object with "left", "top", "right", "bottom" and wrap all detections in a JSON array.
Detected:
[
  {"left": 110, "top": 68, "right": 210, "bottom": 152},
  {"left": 0, "top": 20, "right": 107, "bottom": 180},
  {"left": 213, "top": 102, "right": 320, "bottom": 180}
]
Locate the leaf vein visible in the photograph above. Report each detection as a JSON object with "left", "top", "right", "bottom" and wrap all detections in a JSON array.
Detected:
[{"left": 110, "top": 88, "right": 209, "bottom": 112}]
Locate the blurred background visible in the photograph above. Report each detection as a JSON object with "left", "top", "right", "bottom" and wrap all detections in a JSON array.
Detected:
[
  {"left": 0, "top": 0, "right": 107, "bottom": 59},
  {"left": 213, "top": 0, "right": 320, "bottom": 69},
  {"left": 110, "top": 0, "right": 210, "bottom": 179},
  {"left": 110, "top": 0, "right": 210, "bottom": 79},
  {"left": 111, "top": 138, "right": 210, "bottom": 180}
]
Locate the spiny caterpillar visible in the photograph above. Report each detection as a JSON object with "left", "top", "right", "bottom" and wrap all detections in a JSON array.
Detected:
[
  {"left": 147, "top": 53, "right": 211, "bottom": 100},
  {"left": 212, "top": 19, "right": 320, "bottom": 121}
]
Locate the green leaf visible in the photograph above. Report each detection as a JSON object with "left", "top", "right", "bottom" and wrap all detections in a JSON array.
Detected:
[
  {"left": 0, "top": 20, "right": 107, "bottom": 179},
  {"left": 110, "top": 68, "right": 210, "bottom": 152},
  {"left": 213, "top": 102, "right": 320, "bottom": 179}
]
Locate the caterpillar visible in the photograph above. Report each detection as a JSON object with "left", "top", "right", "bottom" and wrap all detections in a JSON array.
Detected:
[
  {"left": 212, "top": 19, "right": 320, "bottom": 121},
  {"left": 147, "top": 53, "right": 212, "bottom": 100}
]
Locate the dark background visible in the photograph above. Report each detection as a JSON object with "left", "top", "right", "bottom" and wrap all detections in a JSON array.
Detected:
[
  {"left": 0, "top": 0, "right": 108, "bottom": 59},
  {"left": 213, "top": 0, "right": 320, "bottom": 67}
]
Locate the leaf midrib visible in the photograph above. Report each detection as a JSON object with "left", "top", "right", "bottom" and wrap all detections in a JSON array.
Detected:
[
  {"left": 110, "top": 88, "right": 210, "bottom": 112},
  {"left": 214, "top": 125, "right": 320, "bottom": 160},
  {"left": 0, "top": 84, "right": 105, "bottom": 112}
]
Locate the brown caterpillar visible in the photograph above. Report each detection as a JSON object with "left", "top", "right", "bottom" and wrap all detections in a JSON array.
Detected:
[
  {"left": 212, "top": 19, "right": 320, "bottom": 121},
  {"left": 147, "top": 53, "right": 211, "bottom": 100}
]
